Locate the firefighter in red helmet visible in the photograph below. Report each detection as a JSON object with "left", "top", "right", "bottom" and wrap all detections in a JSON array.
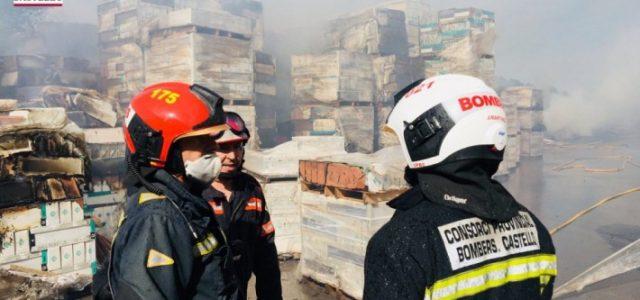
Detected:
[{"left": 98, "top": 82, "right": 239, "bottom": 299}]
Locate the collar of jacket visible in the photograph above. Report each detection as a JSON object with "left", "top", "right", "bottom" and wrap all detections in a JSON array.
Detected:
[
  {"left": 415, "top": 156, "right": 520, "bottom": 222},
  {"left": 387, "top": 187, "right": 424, "bottom": 211},
  {"left": 153, "top": 169, "right": 218, "bottom": 237},
  {"left": 125, "top": 167, "right": 218, "bottom": 239},
  {"left": 202, "top": 174, "right": 257, "bottom": 216}
]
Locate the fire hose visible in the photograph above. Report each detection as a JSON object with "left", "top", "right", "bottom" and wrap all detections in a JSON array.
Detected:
[{"left": 550, "top": 186, "right": 640, "bottom": 235}]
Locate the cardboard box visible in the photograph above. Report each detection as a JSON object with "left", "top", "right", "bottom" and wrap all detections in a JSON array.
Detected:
[
  {"left": 72, "top": 243, "right": 86, "bottom": 268},
  {"left": 61, "top": 245, "right": 73, "bottom": 269}
]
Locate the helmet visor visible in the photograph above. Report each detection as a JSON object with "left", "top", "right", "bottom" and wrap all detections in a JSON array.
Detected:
[{"left": 214, "top": 112, "right": 250, "bottom": 144}]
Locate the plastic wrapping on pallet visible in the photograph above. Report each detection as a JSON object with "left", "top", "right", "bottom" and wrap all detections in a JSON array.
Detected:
[
  {"left": 426, "top": 30, "right": 496, "bottom": 83},
  {"left": 98, "top": 0, "right": 176, "bottom": 105},
  {"left": 264, "top": 181, "right": 302, "bottom": 254},
  {"left": 372, "top": 55, "right": 421, "bottom": 101},
  {"left": 419, "top": 7, "right": 496, "bottom": 86},
  {"left": 83, "top": 128, "right": 126, "bottom": 187}
]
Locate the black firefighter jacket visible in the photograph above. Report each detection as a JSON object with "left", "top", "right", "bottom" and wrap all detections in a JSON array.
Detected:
[
  {"left": 363, "top": 159, "right": 556, "bottom": 300},
  {"left": 202, "top": 172, "right": 282, "bottom": 300},
  {"left": 107, "top": 169, "right": 238, "bottom": 299}
]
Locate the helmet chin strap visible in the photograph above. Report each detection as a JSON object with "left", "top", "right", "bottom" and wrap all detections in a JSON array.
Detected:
[{"left": 127, "top": 153, "right": 165, "bottom": 195}]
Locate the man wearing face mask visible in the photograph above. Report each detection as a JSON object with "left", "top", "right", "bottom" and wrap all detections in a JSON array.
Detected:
[
  {"left": 202, "top": 112, "right": 282, "bottom": 300},
  {"left": 104, "top": 82, "right": 239, "bottom": 299}
]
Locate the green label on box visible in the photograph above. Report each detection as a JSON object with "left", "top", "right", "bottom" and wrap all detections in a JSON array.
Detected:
[{"left": 42, "top": 249, "right": 48, "bottom": 264}]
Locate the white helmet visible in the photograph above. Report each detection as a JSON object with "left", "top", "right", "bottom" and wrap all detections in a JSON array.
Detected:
[{"left": 384, "top": 74, "right": 507, "bottom": 169}]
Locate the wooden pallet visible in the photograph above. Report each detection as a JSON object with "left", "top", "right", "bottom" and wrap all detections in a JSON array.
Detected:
[
  {"left": 226, "top": 99, "right": 253, "bottom": 106},
  {"left": 300, "top": 180, "right": 405, "bottom": 204}
]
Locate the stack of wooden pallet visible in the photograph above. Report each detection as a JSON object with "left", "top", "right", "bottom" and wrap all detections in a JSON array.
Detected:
[
  {"left": 254, "top": 51, "right": 278, "bottom": 145},
  {"left": 0, "top": 55, "right": 98, "bottom": 106},
  {"left": 148, "top": 8, "right": 254, "bottom": 102},
  {"left": 297, "top": 147, "right": 408, "bottom": 298},
  {"left": 420, "top": 7, "right": 496, "bottom": 87},
  {"left": 291, "top": 50, "right": 376, "bottom": 153},
  {"left": 146, "top": 7, "right": 259, "bottom": 149},
  {"left": 0, "top": 100, "right": 96, "bottom": 287},
  {"left": 326, "top": 8, "right": 409, "bottom": 57},
  {"left": 377, "top": 0, "right": 432, "bottom": 58},
  {"left": 496, "top": 91, "right": 521, "bottom": 176},
  {"left": 291, "top": 7, "right": 424, "bottom": 152},
  {"left": 501, "top": 87, "right": 544, "bottom": 158},
  {"left": 218, "top": 0, "right": 266, "bottom": 51},
  {"left": 97, "top": 0, "right": 173, "bottom": 108},
  {"left": 99, "top": 1, "right": 277, "bottom": 148}
]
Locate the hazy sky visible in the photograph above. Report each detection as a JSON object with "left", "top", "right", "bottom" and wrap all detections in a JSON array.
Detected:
[{"left": 38, "top": 0, "right": 640, "bottom": 136}]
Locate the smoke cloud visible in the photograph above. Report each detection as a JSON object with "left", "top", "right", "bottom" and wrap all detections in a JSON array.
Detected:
[
  {"left": 544, "top": 25, "right": 640, "bottom": 138},
  {"left": 2, "top": 0, "right": 638, "bottom": 139}
]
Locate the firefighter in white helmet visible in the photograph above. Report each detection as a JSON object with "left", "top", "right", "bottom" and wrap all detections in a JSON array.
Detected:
[{"left": 363, "top": 74, "right": 557, "bottom": 300}]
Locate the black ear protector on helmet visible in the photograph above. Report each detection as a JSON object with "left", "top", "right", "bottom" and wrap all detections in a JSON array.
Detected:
[{"left": 390, "top": 79, "right": 456, "bottom": 163}]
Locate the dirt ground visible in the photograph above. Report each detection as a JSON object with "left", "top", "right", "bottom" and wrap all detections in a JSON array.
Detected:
[
  {"left": 247, "top": 260, "right": 349, "bottom": 300},
  {"left": 0, "top": 269, "right": 91, "bottom": 299}
]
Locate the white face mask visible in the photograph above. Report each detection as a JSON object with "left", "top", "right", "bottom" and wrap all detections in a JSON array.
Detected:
[{"left": 184, "top": 154, "right": 222, "bottom": 185}]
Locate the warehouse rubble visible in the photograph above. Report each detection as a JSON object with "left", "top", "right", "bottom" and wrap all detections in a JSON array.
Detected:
[{"left": 0, "top": 100, "right": 96, "bottom": 296}]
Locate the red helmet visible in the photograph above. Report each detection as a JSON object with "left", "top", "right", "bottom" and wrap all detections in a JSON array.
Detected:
[{"left": 123, "top": 82, "right": 228, "bottom": 168}]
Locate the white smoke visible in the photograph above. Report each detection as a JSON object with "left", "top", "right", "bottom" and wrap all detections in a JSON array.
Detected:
[{"left": 544, "top": 26, "right": 640, "bottom": 138}]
